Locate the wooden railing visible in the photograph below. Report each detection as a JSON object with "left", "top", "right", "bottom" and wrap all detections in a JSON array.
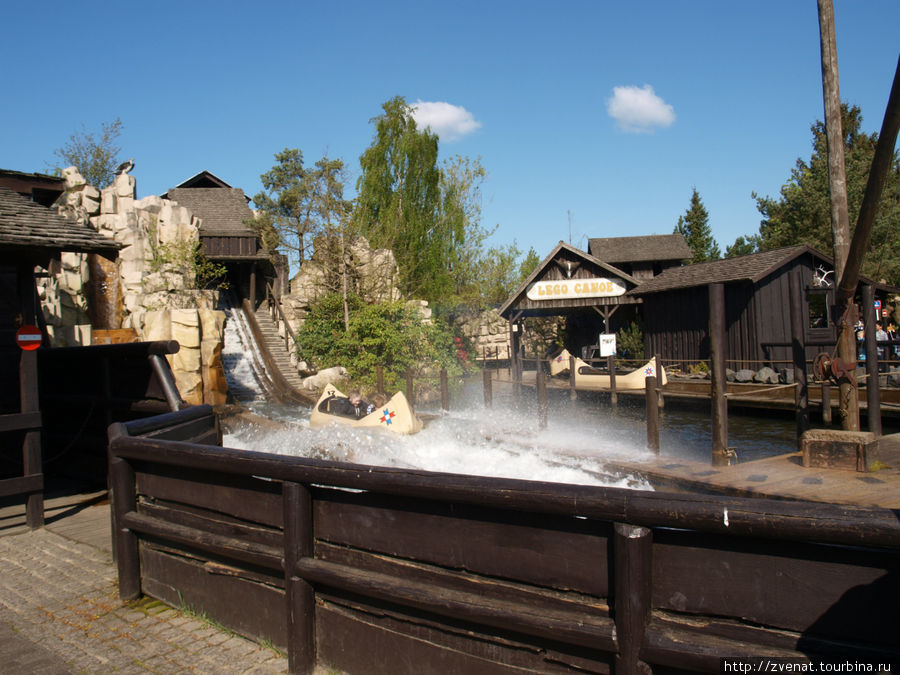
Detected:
[{"left": 109, "top": 406, "right": 900, "bottom": 673}]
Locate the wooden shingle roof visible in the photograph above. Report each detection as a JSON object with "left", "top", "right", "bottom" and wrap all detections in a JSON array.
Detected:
[
  {"left": 589, "top": 234, "right": 692, "bottom": 264},
  {"left": 0, "top": 186, "right": 119, "bottom": 254},
  {"left": 165, "top": 187, "right": 255, "bottom": 235},
  {"left": 628, "top": 245, "right": 820, "bottom": 295}
]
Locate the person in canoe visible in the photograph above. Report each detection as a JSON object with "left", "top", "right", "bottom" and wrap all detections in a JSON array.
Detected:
[
  {"left": 311, "top": 384, "right": 423, "bottom": 434},
  {"left": 331, "top": 389, "right": 368, "bottom": 419}
]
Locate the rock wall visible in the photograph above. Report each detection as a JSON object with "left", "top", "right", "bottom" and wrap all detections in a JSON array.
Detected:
[
  {"left": 453, "top": 309, "right": 510, "bottom": 360},
  {"left": 45, "top": 167, "right": 227, "bottom": 406}
]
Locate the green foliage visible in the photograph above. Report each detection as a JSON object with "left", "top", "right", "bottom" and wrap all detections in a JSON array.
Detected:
[
  {"left": 52, "top": 117, "right": 123, "bottom": 188},
  {"left": 754, "top": 104, "right": 900, "bottom": 284},
  {"left": 253, "top": 149, "right": 351, "bottom": 272},
  {"left": 296, "top": 293, "right": 467, "bottom": 394},
  {"left": 724, "top": 234, "right": 759, "bottom": 258},
  {"left": 146, "top": 218, "right": 228, "bottom": 290},
  {"left": 352, "top": 96, "right": 445, "bottom": 300},
  {"left": 616, "top": 320, "right": 644, "bottom": 360},
  {"left": 675, "top": 188, "right": 720, "bottom": 263}
]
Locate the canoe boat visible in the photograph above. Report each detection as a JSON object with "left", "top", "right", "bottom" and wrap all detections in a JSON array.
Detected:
[
  {"left": 548, "top": 349, "right": 667, "bottom": 389},
  {"left": 309, "top": 383, "right": 423, "bottom": 434}
]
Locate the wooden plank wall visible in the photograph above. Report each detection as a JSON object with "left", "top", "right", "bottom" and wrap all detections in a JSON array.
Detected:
[{"left": 109, "top": 408, "right": 900, "bottom": 673}]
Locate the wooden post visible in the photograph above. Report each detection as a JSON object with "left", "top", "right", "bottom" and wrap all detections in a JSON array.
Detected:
[
  {"left": 109, "top": 453, "right": 140, "bottom": 600},
  {"left": 613, "top": 523, "right": 653, "bottom": 675},
  {"left": 249, "top": 262, "right": 257, "bottom": 312},
  {"left": 440, "top": 368, "right": 450, "bottom": 412},
  {"left": 569, "top": 354, "right": 577, "bottom": 400},
  {"left": 789, "top": 272, "right": 810, "bottom": 444},
  {"left": 822, "top": 383, "right": 832, "bottom": 425},
  {"left": 376, "top": 365, "right": 384, "bottom": 394},
  {"left": 645, "top": 376, "right": 659, "bottom": 453},
  {"left": 483, "top": 368, "right": 493, "bottom": 409},
  {"left": 862, "top": 284, "right": 882, "bottom": 436},
  {"left": 283, "top": 481, "right": 316, "bottom": 674},
  {"left": 655, "top": 353, "right": 665, "bottom": 409},
  {"left": 607, "top": 354, "right": 617, "bottom": 410},
  {"left": 406, "top": 368, "right": 415, "bottom": 406},
  {"left": 536, "top": 366, "right": 548, "bottom": 429},
  {"left": 20, "top": 349, "right": 43, "bottom": 530},
  {"left": 709, "top": 283, "right": 730, "bottom": 466}
]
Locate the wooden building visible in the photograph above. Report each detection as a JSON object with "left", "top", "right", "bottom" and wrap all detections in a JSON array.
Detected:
[
  {"left": 499, "top": 241, "right": 643, "bottom": 360},
  {"left": 0, "top": 183, "right": 120, "bottom": 526},
  {"left": 629, "top": 244, "right": 897, "bottom": 370},
  {"left": 588, "top": 233, "right": 691, "bottom": 281},
  {"left": 164, "top": 171, "right": 279, "bottom": 305}
]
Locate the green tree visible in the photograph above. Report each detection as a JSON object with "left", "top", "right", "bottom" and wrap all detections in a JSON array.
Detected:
[
  {"left": 253, "top": 149, "right": 351, "bottom": 273},
  {"left": 352, "top": 96, "right": 443, "bottom": 299},
  {"left": 754, "top": 104, "right": 900, "bottom": 284},
  {"left": 724, "top": 234, "right": 759, "bottom": 258},
  {"left": 675, "top": 188, "right": 720, "bottom": 263},
  {"left": 52, "top": 117, "right": 123, "bottom": 188}
]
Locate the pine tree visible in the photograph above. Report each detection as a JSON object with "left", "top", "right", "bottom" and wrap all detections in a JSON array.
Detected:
[{"left": 675, "top": 188, "right": 720, "bottom": 263}]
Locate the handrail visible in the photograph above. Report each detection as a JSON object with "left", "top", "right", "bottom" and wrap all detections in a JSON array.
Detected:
[{"left": 266, "top": 282, "right": 298, "bottom": 358}]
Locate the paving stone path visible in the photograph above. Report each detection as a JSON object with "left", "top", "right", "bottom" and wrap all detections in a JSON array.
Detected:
[{"left": 0, "top": 528, "right": 290, "bottom": 673}]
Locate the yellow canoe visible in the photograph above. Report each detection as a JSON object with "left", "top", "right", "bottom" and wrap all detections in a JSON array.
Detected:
[
  {"left": 549, "top": 349, "right": 667, "bottom": 390},
  {"left": 309, "top": 383, "right": 423, "bottom": 434}
]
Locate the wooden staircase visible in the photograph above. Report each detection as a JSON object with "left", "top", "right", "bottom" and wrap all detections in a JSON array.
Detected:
[{"left": 253, "top": 303, "right": 305, "bottom": 391}]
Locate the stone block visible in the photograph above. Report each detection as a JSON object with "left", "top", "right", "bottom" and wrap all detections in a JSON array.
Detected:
[
  {"left": 173, "top": 345, "right": 201, "bottom": 373},
  {"left": 114, "top": 173, "right": 136, "bottom": 198},
  {"left": 171, "top": 309, "right": 201, "bottom": 348},
  {"left": 199, "top": 309, "right": 225, "bottom": 341},
  {"left": 143, "top": 309, "right": 172, "bottom": 342},
  {"left": 801, "top": 429, "right": 880, "bottom": 472},
  {"left": 62, "top": 166, "right": 86, "bottom": 188},
  {"left": 135, "top": 195, "right": 164, "bottom": 213},
  {"left": 83, "top": 195, "right": 100, "bottom": 215},
  {"left": 101, "top": 188, "right": 117, "bottom": 214},
  {"left": 174, "top": 370, "right": 203, "bottom": 406}
]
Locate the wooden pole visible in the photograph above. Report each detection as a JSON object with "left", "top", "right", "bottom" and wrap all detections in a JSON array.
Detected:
[
  {"left": 569, "top": 354, "right": 577, "bottom": 400},
  {"left": 109, "top": 452, "right": 140, "bottom": 600},
  {"left": 20, "top": 349, "right": 43, "bottom": 530},
  {"left": 440, "top": 368, "right": 450, "bottom": 412},
  {"left": 249, "top": 262, "right": 257, "bottom": 312},
  {"left": 709, "top": 283, "right": 730, "bottom": 466},
  {"left": 613, "top": 523, "right": 652, "bottom": 675},
  {"left": 818, "top": 0, "right": 859, "bottom": 432},
  {"left": 483, "top": 368, "right": 492, "bottom": 409},
  {"left": 822, "top": 383, "right": 832, "bottom": 425},
  {"left": 283, "top": 481, "right": 316, "bottom": 674},
  {"left": 655, "top": 353, "right": 665, "bottom": 409},
  {"left": 376, "top": 365, "right": 384, "bottom": 394},
  {"left": 789, "top": 272, "right": 810, "bottom": 444},
  {"left": 862, "top": 284, "right": 882, "bottom": 436},
  {"left": 607, "top": 354, "right": 617, "bottom": 410},
  {"left": 645, "top": 376, "right": 659, "bottom": 453},
  {"left": 406, "top": 368, "right": 415, "bottom": 406},
  {"left": 536, "top": 365, "right": 547, "bottom": 429}
]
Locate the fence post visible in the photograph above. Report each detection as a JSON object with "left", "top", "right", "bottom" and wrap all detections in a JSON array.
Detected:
[
  {"left": 607, "top": 355, "right": 617, "bottom": 410},
  {"left": 655, "top": 353, "right": 665, "bottom": 409},
  {"left": 709, "top": 283, "right": 731, "bottom": 466},
  {"left": 613, "top": 523, "right": 653, "bottom": 674},
  {"left": 862, "top": 284, "right": 882, "bottom": 436},
  {"left": 440, "top": 368, "right": 450, "bottom": 412},
  {"left": 283, "top": 481, "right": 316, "bottom": 674},
  {"left": 483, "top": 368, "right": 493, "bottom": 409},
  {"left": 569, "top": 354, "right": 577, "bottom": 400},
  {"left": 109, "top": 450, "right": 140, "bottom": 600},
  {"left": 20, "top": 349, "right": 43, "bottom": 530},
  {"left": 536, "top": 366, "right": 548, "bottom": 429},
  {"left": 790, "top": 273, "right": 810, "bottom": 445},
  {"left": 645, "top": 376, "right": 659, "bottom": 453},
  {"left": 406, "top": 368, "right": 415, "bottom": 406}
]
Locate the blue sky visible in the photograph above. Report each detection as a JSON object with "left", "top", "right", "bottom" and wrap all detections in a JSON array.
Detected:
[{"left": 3, "top": 1, "right": 898, "bottom": 265}]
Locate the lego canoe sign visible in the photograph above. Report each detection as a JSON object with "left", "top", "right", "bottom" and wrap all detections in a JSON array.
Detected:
[
  {"left": 526, "top": 277, "right": 626, "bottom": 301},
  {"left": 15, "top": 325, "right": 43, "bottom": 350}
]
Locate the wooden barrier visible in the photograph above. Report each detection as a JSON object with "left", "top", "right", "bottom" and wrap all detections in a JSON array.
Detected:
[{"left": 109, "top": 406, "right": 900, "bottom": 673}]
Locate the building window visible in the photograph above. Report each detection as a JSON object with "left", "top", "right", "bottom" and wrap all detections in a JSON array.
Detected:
[{"left": 808, "top": 290, "right": 830, "bottom": 329}]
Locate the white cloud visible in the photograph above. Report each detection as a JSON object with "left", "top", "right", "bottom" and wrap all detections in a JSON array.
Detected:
[
  {"left": 606, "top": 85, "right": 675, "bottom": 133},
  {"left": 410, "top": 100, "right": 482, "bottom": 141}
]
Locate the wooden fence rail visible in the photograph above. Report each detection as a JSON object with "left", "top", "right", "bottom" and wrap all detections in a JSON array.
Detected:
[{"left": 109, "top": 405, "right": 900, "bottom": 674}]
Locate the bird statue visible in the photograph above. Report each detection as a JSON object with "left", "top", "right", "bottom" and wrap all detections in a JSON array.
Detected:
[{"left": 115, "top": 158, "right": 135, "bottom": 175}]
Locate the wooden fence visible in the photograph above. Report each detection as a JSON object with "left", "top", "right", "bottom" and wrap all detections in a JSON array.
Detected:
[{"left": 109, "top": 405, "right": 900, "bottom": 673}]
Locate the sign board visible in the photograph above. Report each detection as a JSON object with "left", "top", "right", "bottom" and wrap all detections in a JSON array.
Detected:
[
  {"left": 15, "top": 325, "right": 43, "bottom": 351},
  {"left": 526, "top": 277, "right": 626, "bottom": 301},
  {"left": 875, "top": 300, "right": 882, "bottom": 310},
  {"left": 599, "top": 333, "right": 617, "bottom": 357}
]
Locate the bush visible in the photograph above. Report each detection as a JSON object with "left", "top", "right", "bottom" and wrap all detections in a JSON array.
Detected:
[{"left": 296, "top": 293, "right": 467, "bottom": 394}]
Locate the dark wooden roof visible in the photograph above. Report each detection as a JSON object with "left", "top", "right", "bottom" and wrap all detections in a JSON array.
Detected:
[
  {"left": 0, "top": 169, "right": 66, "bottom": 208},
  {"left": 0, "top": 186, "right": 120, "bottom": 255},
  {"left": 589, "top": 233, "right": 692, "bottom": 264},
  {"left": 165, "top": 186, "right": 255, "bottom": 235},
  {"left": 629, "top": 245, "right": 844, "bottom": 295},
  {"left": 171, "top": 170, "right": 234, "bottom": 190},
  {"left": 500, "top": 241, "right": 640, "bottom": 318}
]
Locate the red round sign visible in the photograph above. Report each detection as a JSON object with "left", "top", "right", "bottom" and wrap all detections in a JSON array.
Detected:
[{"left": 15, "top": 325, "right": 43, "bottom": 351}]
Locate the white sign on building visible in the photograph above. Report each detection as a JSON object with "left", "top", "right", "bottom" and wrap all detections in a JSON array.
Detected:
[{"left": 525, "top": 277, "right": 626, "bottom": 301}]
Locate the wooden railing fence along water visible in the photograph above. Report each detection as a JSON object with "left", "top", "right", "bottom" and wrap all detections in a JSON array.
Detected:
[
  {"left": 1, "top": 340, "right": 184, "bottom": 529},
  {"left": 109, "top": 405, "right": 900, "bottom": 673}
]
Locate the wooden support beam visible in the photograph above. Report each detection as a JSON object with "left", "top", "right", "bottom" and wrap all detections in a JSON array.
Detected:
[
  {"left": 789, "top": 272, "right": 810, "bottom": 445},
  {"left": 709, "top": 283, "right": 730, "bottom": 466},
  {"left": 646, "top": 376, "right": 659, "bottom": 453},
  {"left": 283, "top": 481, "right": 316, "bottom": 674},
  {"left": 613, "top": 523, "right": 652, "bottom": 674},
  {"left": 862, "top": 284, "right": 882, "bottom": 436}
]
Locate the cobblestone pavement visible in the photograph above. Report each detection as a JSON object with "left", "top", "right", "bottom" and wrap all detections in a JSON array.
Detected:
[{"left": 0, "top": 529, "right": 290, "bottom": 673}]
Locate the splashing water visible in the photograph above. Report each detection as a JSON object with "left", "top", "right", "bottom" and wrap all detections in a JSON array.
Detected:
[{"left": 224, "top": 384, "right": 655, "bottom": 490}]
